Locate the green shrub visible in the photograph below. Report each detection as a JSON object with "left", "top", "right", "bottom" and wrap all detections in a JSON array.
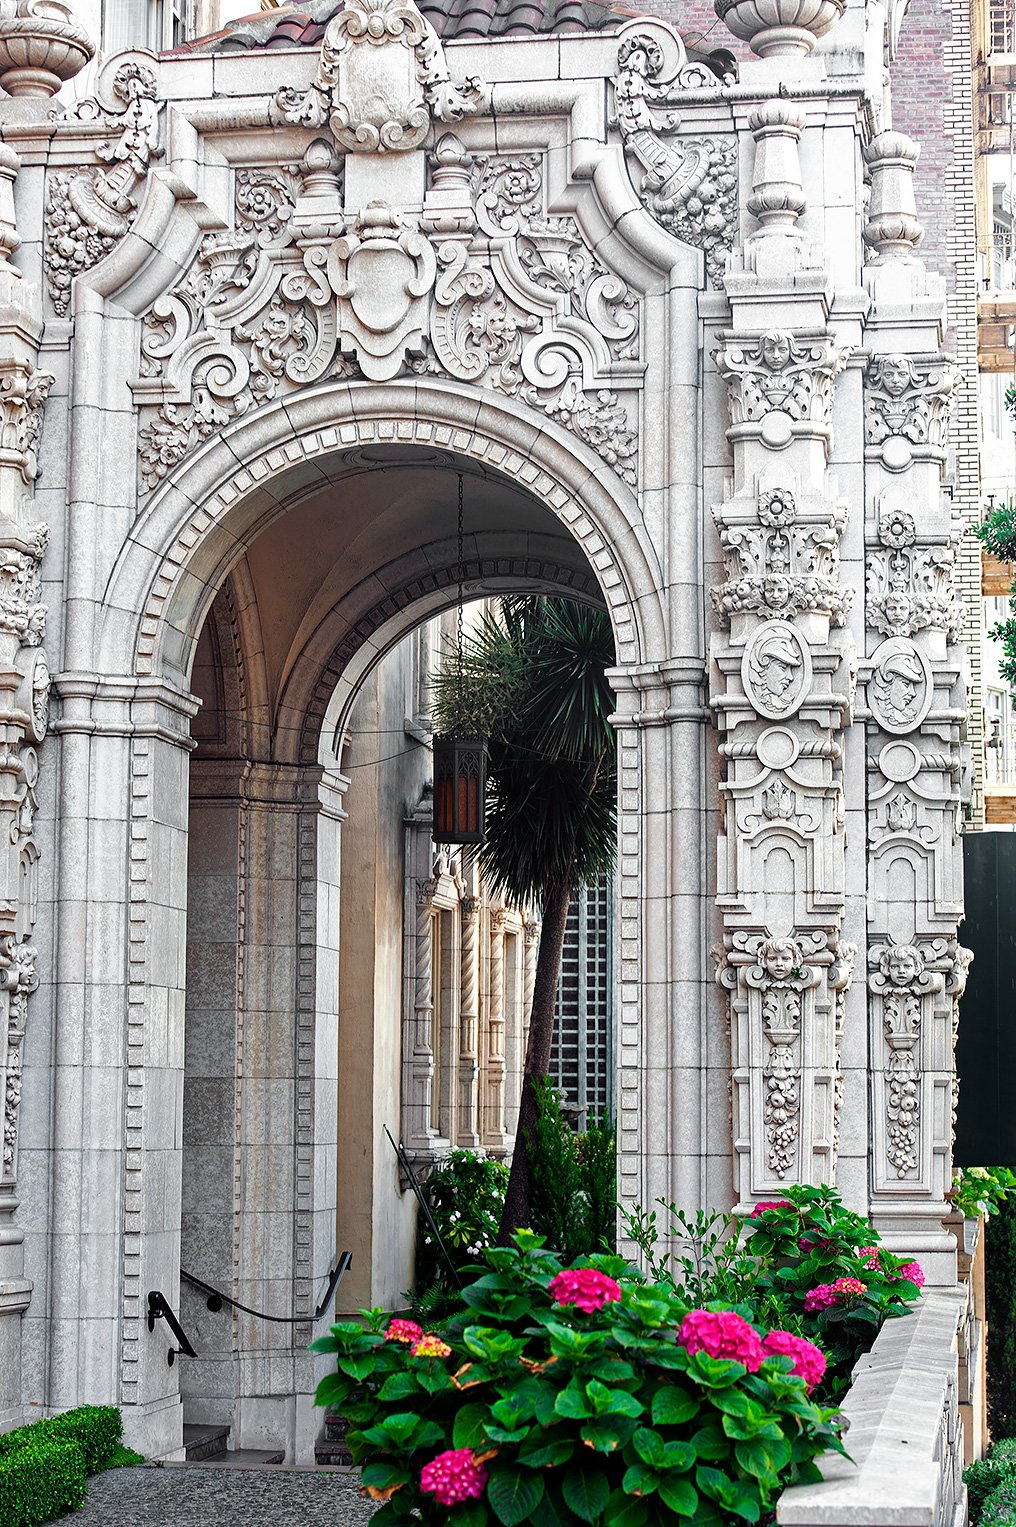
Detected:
[
  {"left": 966, "top": 1458, "right": 1010, "bottom": 1522},
  {"left": 414, "top": 1151, "right": 510, "bottom": 1308},
  {"left": 314, "top": 1231, "right": 847, "bottom": 1526},
  {"left": 990, "top": 1436, "right": 1016, "bottom": 1464},
  {"left": 981, "top": 1479, "right": 1016, "bottom": 1526},
  {"left": 0, "top": 1437, "right": 87, "bottom": 1527},
  {"left": 986, "top": 1194, "right": 1016, "bottom": 1437},
  {"left": 0, "top": 1404, "right": 128, "bottom": 1526},
  {"left": 527, "top": 1077, "right": 616, "bottom": 1261}
]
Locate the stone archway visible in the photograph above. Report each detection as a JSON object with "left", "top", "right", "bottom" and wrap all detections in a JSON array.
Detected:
[{"left": 153, "top": 393, "right": 663, "bottom": 1459}]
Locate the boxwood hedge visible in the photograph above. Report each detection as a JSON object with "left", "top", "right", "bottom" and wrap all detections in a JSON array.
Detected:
[{"left": 0, "top": 1404, "right": 127, "bottom": 1526}]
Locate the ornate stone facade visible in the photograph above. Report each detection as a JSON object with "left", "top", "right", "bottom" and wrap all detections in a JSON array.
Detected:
[{"left": 0, "top": 0, "right": 972, "bottom": 1464}]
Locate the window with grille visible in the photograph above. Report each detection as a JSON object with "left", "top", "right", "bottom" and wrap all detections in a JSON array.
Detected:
[
  {"left": 550, "top": 873, "right": 614, "bottom": 1127},
  {"left": 989, "top": 0, "right": 1016, "bottom": 58}
]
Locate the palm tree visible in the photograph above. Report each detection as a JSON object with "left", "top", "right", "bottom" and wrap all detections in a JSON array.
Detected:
[{"left": 431, "top": 596, "right": 616, "bottom": 1242}]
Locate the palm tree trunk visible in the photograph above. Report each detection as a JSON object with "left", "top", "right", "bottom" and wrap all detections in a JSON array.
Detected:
[{"left": 496, "top": 873, "right": 572, "bottom": 1245}]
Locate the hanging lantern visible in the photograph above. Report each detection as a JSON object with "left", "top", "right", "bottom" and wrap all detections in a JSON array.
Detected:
[{"left": 433, "top": 734, "right": 487, "bottom": 844}]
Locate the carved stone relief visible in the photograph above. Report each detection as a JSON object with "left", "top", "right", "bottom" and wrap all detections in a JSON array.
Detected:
[
  {"left": 613, "top": 26, "right": 737, "bottom": 288},
  {"left": 716, "top": 330, "right": 850, "bottom": 450},
  {"left": 863, "top": 352, "right": 956, "bottom": 471},
  {"left": 133, "top": 142, "right": 641, "bottom": 492},
  {"left": 270, "top": 0, "right": 485, "bottom": 152},
  {"left": 44, "top": 60, "right": 161, "bottom": 316}
]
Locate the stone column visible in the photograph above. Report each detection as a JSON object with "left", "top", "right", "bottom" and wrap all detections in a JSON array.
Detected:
[
  {"left": 860, "top": 133, "right": 968, "bottom": 1283},
  {"left": 457, "top": 895, "right": 481, "bottom": 1149},
  {"left": 482, "top": 908, "right": 507, "bottom": 1152},
  {"left": 710, "top": 100, "right": 860, "bottom": 1210},
  {"left": 0, "top": 135, "right": 63, "bottom": 1427},
  {"left": 407, "top": 877, "right": 438, "bottom": 1153}
]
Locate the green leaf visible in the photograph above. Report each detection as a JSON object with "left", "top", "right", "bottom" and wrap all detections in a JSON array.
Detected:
[
  {"left": 658, "top": 1475, "right": 698, "bottom": 1517},
  {"left": 555, "top": 1386, "right": 593, "bottom": 1421},
  {"left": 452, "top": 1404, "right": 491, "bottom": 1451},
  {"left": 417, "top": 1367, "right": 453, "bottom": 1395},
  {"left": 529, "top": 1488, "right": 577, "bottom": 1527},
  {"left": 449, "top": 1501, "right": 488, "bottom": 1527},
  {"left": 632, "top": 1427, "right": 666, "bottom": 1468},
  {"left": 691, "top": 1422, "right": 730, "bottom": 1461},
  {"left": 651, "top": 1386, "right": 700, "bottom": 1426},
  {"left": 562, "top": 1464, "right": 610, "bottom": 1522},
  {"left": 487, "top": 1465, "right": 545, "bottom": 1527},
  {"left": 696, "top": 1464, "right": 729, "bottom": 1501},
  {"left": 621, "top": 1462, "right": 659, "bottom": 1498},
  {"left": 603, "top": 1490, "right": 649, "bottom": 1527},
  {"left": 517, "top": 1434, "right": 575, "bottom": 1469},
  {"left": 314, "top": 1373, "right": 351, "bottom": 1409},
  {"left": 734, "top": 1439, "right": 778, "bottom": 1482},
  {"left": 337, "top": 1353, "right": 376, "bottom": 1380},
  {"left": 410, "top": 1419, "right": 446, "bottom": 1451},
  {"left": 377, "top": 1371, "right": 420, "bottom": 1402},
  {"left": 360, "top": 1412, "right": 419, "bottom": 1448},
  {"left": 579, "top": 1415, "right": 637, "bottom": 1453},
  {"left": 361, "top": 1460, "right": 410, "bottom": 1492}
]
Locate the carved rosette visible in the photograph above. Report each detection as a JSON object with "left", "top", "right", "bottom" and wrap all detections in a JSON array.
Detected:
[{"left": 132, "top": 145, "right": 643, "bottom": 493}]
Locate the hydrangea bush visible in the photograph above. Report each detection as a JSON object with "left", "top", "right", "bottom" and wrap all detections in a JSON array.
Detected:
[
  {"left": 625, "top": 1185, "right": 924, "bottom": 1400},
  {"left": 313, "top": 1232, "right": 847, "bottom": 1526},
  {"left": 742, "top": 1188, "right": 923, "bottom": 1394}
]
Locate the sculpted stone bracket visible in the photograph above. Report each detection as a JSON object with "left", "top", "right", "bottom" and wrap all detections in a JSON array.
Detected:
[
  {"left": 269, "top": 0, "right": 486, "bottom": 153},
  {"left": 133, "top": 141, "right": 642, "bottom": 493},
  {"left": 863, "top": 352, "right": 957, "bottom": 473},
  {"left": 612, "top": 21, "right": 737, "bottom": 289},
  {"left": 44, "top": 58, "right": 162, "bottom": 317},
  {"left": 716, "top": 330, "right": 851, "bottom": 455}
]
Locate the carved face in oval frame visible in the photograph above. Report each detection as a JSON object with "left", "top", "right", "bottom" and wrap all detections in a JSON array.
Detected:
[
  {"left": 867, "top": 636, "right": 933, "bottom": 736},
  {"left": 741, "top": 621, "right": 811, "bottom": 721}
]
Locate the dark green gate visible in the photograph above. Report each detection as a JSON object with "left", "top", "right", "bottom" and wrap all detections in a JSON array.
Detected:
[{"left": 956, "top": 831, "right": 1016, "bottom": 1168}]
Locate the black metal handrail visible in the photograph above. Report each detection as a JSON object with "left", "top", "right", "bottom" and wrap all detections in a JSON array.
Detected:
[
  {"left": 179, "top": 1251, "right": 352, "bottom": 1325},
  {"left": 147, "top": 1290, "right": 197, "bottom": 1365}
]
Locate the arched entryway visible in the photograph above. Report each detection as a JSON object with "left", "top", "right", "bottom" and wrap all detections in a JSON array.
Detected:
[{"left": 90, "top": 378, "right": 670, "bottom": 1460}]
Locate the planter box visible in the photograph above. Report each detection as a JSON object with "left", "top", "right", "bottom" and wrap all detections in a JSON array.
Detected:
[{"left": 777, "top": 1290, "right": 968, "bottom": 1527}]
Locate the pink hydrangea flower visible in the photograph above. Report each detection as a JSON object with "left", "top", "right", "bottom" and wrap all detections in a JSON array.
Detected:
[
  {"left": 384, "top": 1318, "right": 423, "bottom": 1345},
  {"left": 858, "top": 1245, "right": 881, "bottom": 1269},
  {"left": 420, "top": 1448, "right": 489, "bottom": 1506},
  {"left": 548, "top": 1268, "right": 622, "bottom": 1314},
  {"left": 750, "top": 1201, "right": 793, "bottom": 1219},
  {"left": 762, "top": 1330, "right": 827, "bottom": 1393},
  {"left": 804, "top": 1277, "right": 866, "bottom": 1312},
  {"left": 677, "top": 1309, "right": 763, "bottom": 1372},
  {"left": 411, "top": 1334, "right": 452, "bottom": 1358},
  {"left": 895, "top": 1260, "right": 925, "bottom": 1289}
]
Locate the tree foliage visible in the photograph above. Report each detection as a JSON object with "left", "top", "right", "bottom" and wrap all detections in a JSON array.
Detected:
[{"left": 430, "top": 596, "right": 617, "bottom": 904}]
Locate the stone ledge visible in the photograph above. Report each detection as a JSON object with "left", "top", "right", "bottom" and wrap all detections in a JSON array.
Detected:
[{"left": 777, "top": 1290, "right": 967, "bottom": 1527}]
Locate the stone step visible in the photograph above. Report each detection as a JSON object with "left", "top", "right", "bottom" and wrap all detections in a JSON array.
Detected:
[
  {"left": 315, "top": 1438, "right": 353, "bottom": 1467},
  {"left": 183, "top": 1423, "right": 231, "bottom": 1463},
  {"left": 184, "top": 1447, "right": 286, "bottom": 1468},
  {"left": 324, "top": 1410, "right": 349, "bottom": 1443}
]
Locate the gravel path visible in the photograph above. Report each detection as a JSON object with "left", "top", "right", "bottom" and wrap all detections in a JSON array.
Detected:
[{"left": 53, "top": 1464, "right": 378, "bottom": 1526}]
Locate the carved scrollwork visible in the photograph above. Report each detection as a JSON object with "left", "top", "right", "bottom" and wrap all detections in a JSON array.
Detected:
[
  {"left": 612, "top": 25, "right": 737, "bottom": 288},
  {"left": 863, "top": 352, "right": 957, "bottom": 470},
  {"left": 270, "top": 0, "right": 484, "bottom": 153},
  {"left": 45, "top": 60, "right": 161, "bottom": 316},
  {"left": 133, "top": 146, "right": 643, "bottom": 493}
]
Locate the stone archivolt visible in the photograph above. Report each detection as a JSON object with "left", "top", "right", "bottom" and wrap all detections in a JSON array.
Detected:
[{"left": 133, "top": 140, "right": 642, "bottom": 493}]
